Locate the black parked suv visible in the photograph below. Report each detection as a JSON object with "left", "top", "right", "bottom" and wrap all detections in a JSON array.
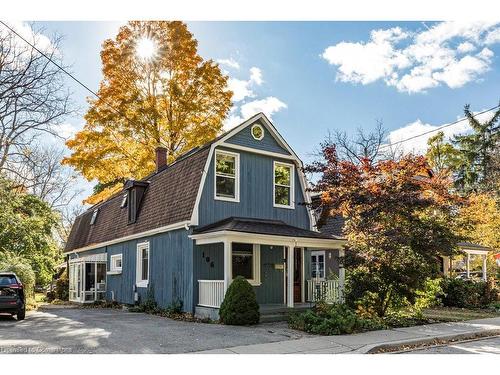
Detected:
[{"left": 0, "top": 272, "right": 25, "bottom": 320}]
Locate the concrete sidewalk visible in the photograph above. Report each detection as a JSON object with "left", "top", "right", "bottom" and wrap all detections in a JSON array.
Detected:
[{"left": 196, "top": 317, "right": 500, "bottom": 354}]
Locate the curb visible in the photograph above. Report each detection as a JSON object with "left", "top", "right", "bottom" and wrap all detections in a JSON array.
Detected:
[{"left": 354, "top": 329, "right": 500, "bottom": 354}]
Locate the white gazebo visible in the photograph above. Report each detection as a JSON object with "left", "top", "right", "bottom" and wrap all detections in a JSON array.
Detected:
[{"left": 442, "top": 242, "right": 491, "bottom": 281}]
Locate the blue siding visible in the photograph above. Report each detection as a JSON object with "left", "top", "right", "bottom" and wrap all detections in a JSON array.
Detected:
[
  {"left": 226, "top": 121, "right": 289, "bottom": 155},
  {"left": 193, "top": 243, "right": 224, "bottom": 308},
  {"left": 194, "top": 244, "right": 285, "bottom": 306},
  {"left": 74, "top": 229, "right": 194, "bottom": 312},
  {"left": 198, "top": 147, "right": 310, "bottom": 229}
]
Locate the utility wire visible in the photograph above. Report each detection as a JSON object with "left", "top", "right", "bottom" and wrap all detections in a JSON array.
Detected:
[
  {"left": 0, "top": 20, "right": 127, "bottom": 120},
  {"left": 2, "top": 21, "right": 499, "bottom": 150},
  {"left": 380, "top": 104, "right": 500, "bottom": 150}
]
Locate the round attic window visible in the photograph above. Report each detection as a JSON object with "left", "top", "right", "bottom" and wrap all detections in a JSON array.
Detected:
[{"left": 251, "top": 124, "right": 264, "bottom": 140}]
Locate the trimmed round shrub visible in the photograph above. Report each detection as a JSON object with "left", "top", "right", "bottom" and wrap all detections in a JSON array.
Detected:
[{"left": 219, "top": 276, "right": 260, "bottom": 325}]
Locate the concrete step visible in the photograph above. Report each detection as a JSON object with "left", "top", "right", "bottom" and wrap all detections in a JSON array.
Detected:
[
  {"left": 260, "top": 314, "right": 289, "bottom": 323},
  {"left": 260, "top": 305, "right": 312, "bottom": 323}
]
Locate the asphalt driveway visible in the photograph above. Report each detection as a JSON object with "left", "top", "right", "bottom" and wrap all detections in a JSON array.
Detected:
[{"left": 0, "top": 305, "right": 308, "bottom": 354}]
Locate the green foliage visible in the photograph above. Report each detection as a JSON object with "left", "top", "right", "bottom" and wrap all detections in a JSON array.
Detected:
[
  {"left": 0, "top": 176, "right": 61, "bottom": 286},
  {"left": 453, "top": 104, "right": 500, "bottom": 193},
  {"left": 219, "top": 276, "right": 260, "bottom": 325},
  {"left": 55, "top": 271, "right": 69, "bottom": 301},
  {"left": 414, "top": 278, "right": 444, "bottom": 311},
  {"left": 441, "top": 278, "right": 499, "bottom": 308},
  {"left": 426, "top": 131, "right": 462, "bottom": 175},
  {"left": 289, "top": 303, "right": 384, "bottom": 335},
  {"left": 0, "top": 252, "right": 36, "bottom": 307}
]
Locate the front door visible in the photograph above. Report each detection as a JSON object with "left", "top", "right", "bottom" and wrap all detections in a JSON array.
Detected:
[{"left": 293, "top": 248, "right": 302, "bottom": 303}]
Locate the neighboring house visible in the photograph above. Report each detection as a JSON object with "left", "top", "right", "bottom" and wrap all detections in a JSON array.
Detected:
[{"left": 64, "top": 113, "right": 346, "bottom": 318}]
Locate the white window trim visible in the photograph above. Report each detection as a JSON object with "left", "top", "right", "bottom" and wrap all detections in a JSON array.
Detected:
[
  {"left": 136, "top": 242, "right": 150, "bottom": 288},
  {"left": 251, "top": 124, "right": 264, "bottom": 140},
  {"left": 214, "top": 149, "right": 240, "bottom": 203},
  {"left": 311, "top": 250, "right": 326, "bottom": 280},
  {"left": 273, "top": 161, "right": 295, "bottom": 209},
  {"left": 90, "top": 209, "right": 98, "bottom": 225},
  {"left": 232, "top": 243, "right": 261, "bottom": 286},
  {"left": 108, "top": 254, "right": 122, "bottom": 274}
]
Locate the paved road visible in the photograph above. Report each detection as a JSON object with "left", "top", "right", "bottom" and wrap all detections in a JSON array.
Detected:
[
  {"left": 405, "top": 336, "right": 500, "bottom": 354},
  {"left": 0, "top": 305, "right": 308, "bottom": 354}
]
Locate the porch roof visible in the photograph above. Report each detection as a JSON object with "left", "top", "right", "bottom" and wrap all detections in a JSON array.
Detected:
[
  {"left": 458, "top": 242, "right": 491, "bottom": 254},
  {"left": 191, "top": 217, "right": 346, "bottom": 248}
]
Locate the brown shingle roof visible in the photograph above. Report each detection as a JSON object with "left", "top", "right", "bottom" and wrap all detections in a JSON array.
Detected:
[{"left": 64, "top": 146, "right": 210, "bottom": 252}]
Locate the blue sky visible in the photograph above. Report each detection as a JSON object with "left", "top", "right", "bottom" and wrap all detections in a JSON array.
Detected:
[{"left": 27, "top": 21, "right": 500, "bottom": 201}]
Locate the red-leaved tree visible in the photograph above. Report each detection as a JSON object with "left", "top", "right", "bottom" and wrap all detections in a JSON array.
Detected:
[{"left": 306, "top": 143, "right": 462, "bottom": 317}]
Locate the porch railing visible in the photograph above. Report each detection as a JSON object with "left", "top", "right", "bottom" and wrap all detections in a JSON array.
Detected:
[
  {"left": 198, "top": 280, "right": 225, "bottom": 308},
  {"left": 307, "top": 279, "right": 341, "bottom": 304}
]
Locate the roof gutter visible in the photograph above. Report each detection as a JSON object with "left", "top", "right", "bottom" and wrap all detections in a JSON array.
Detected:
[{"left": 66, "top": 220, "right": 191, "bottom": 255}]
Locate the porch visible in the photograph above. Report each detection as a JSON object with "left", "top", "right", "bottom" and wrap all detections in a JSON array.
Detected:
[
  {"left": 68, "top": 253, "right": 107, "bottom": 303},
  {"left": 190, "top": 217, "right": 346, "bottom": 318}
]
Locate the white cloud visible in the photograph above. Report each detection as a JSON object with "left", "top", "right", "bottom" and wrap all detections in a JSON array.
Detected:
[
  {"left": 0, "top": 21, "right": 56, "bottom": 54},
  {"left": 249, "top": 67, "right": 263, "bottom": 85},
  {"left": 240, "top": 97, "right": 287, "bottom": 119},
  {"left": 485, "top": 27, "right": 500, "bottom": 44},
  {"left": 387, "top": 109, "right": 497, "bottom": 154},
  {"left": 217, "top": 58, "right": 240, "bottom": 70},
  {"left": 322, "top": 21, "right": 500, "bottom": 93},
  {"left": 55, "top": 122, "right": 80, "bottom": 139},
  {"left": 457, "top": 41, "right": 476, "bottom": 53},
  {"left": 222, "top": 62, "right": 286, "bottom": 131},
  {"left": 223, "top": 97, "right": 287, "bottom": 131},
  {"left": 227, "top": 66, "right": 264, "bottom": 102}
]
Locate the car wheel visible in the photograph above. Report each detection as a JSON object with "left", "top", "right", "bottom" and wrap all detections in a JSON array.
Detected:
[{"left": 17, "top": 308, "right": 25, "bottom": 321}]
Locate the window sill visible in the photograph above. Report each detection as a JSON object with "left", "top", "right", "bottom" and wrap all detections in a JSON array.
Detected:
[
  {"left": 136, "top": 281, "right": 149, "bottom": 288},
  {"left": 214, "top": 196, "right": 240, "bottom": 203},
  {"left": 273, "top": 204, "right": 295, "bottom": 210},
  {"left": 107, "top": 271, "right": 122, "bottom": 275}
]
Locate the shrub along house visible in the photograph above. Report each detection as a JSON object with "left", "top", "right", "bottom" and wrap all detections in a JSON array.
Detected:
[{"left": 64, "top": 113, "right": 346, "bottom": 319}]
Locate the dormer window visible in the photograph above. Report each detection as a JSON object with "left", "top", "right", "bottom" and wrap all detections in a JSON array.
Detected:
[
  {"left": 214, "top": 150, "right": 239, "bottom": 202},
  {"left": 90, "top": 209, "right": 98, "bottom": 225},
  {"left": 124, "top": 180, "right": 150, "bottom": 224}
]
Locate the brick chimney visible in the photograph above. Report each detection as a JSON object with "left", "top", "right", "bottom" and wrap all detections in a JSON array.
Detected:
[{"left": 155, "top": 147, "right": 168, "bottom": 173}]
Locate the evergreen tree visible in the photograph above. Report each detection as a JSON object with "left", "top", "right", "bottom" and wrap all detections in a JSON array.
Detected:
[{"left": 453, "top": 103, "right": 500, "bottom": 193}]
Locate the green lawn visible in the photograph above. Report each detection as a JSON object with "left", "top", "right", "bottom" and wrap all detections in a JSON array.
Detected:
[{"left": 422, "top": 306, "right": 500, "bottom": 321}]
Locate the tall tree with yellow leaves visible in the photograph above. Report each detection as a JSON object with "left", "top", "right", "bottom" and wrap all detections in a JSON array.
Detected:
[{"left": 63, "top": 21, "right": 232, "bottom": 204}]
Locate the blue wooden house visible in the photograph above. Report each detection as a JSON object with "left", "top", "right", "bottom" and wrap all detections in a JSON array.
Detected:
[{"left": 64, "top": 113, "right": 346, "bottom": 319}]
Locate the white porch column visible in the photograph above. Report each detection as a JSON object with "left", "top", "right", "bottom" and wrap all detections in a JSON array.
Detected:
[
  {"left": 287, "top": 245, "right": 294, "bottom": 308},
  {"left": 338, "top": 249, "right": 345, "bottom": 303},
  {"left": 301, "top": 248, "right": 305, "bottom": 303},
  {"left": 223, "top": 239, "right": 232, "bottom": 294},
  {"left": 482, "top": 255, "right": 488, "bottom": 281},
  {"left": 466, "top": 253, "right": 470, "bottom": 279}
]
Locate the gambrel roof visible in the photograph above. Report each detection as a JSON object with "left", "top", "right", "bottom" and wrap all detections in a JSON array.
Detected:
[{"left": 64, "top": 113, "right": 314, "bottom": 253}]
